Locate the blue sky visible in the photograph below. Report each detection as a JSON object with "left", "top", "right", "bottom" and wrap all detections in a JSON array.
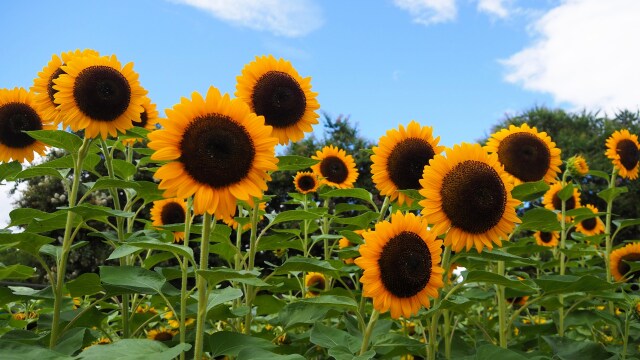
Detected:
[{"left": 1, "top": 0, "right": 639, "bottom": 224}]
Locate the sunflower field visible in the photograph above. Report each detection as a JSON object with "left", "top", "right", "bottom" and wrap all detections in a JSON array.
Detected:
[{"left": 0, "top": 50, "right": 639, "bottom": 360}]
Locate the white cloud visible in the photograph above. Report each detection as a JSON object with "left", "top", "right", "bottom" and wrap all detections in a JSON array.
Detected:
[
  {"left": 171, "top": 0, "right": 323, "bottom": 37},
  {"left": 477, "top": 0, "right": 510, "bottom": 18},
  {"left": 393, "top": 0, "right": 457, "bottom": 25},
  {"left": 502, "top": 0, "right": 640, "bottom": 113}
]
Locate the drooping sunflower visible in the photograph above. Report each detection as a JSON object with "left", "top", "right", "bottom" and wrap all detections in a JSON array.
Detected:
[
  {"left": 122, "top": 96, "right": 160, "bottom": 145},
  {"left": 371, "top": 121, "right": 445, "bottom": 205},
  {"left": 355, "top": 211, "right": 444, "bottom": 319},
  {"left": 221, "top": 201, "right": 266, "bottom": 231},
  {"left": 311, "top": 145, "right": 358, "bottom": 188},
  {"left": 610, "top": 242, "right": 640, "bottom": 282},
  {"left": 419, "top": 143, "right": 522, "bottom": 253},
  {"left": 534, "top": 231, "right": 559, "bottom": 247},
  {"left": 235, "top": 55, "right": 319, "bottom": 145},
  {"left": 485, "top": 123, "right": 562, "bottom": 185},
  {"left": 567, "top": 155, "right": 589, "bottom": 178},
  {"left": 293, "top": 171, "right": 319, "bottom": 194},
  {"left": 575, "top": 204, "right": 605, "bottom": 236},
  {"left": 150, "top": 198, "right": 188, "bottom": 243},
  {"left": 147, "top": 326, "right": 178, "bottom": 341},
  {"left": 605, "top": 129, "right": 640, "bottom": 179},
  {"left": 542, "top": 182, "right": 581, "bottom": 212},
  {"left": 148, "top": 87, "right": 279, "bottom": 218},
  {"left": 31, "top": 49, "right": 99, "bottom": 125},
  {"left": 0, "top": 88, "right": 54, "bottom": 163},
  {"left": 53, "top": 54, "right": 147, "bottom": 139},
  {"left": 305, "top": 272, "right": 326, "bottom": 297}
]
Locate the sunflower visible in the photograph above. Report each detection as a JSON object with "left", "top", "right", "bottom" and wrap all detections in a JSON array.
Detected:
[
  {"left": 150, "top": 198, "right": 188, "bottom": 242},
  {"left": 147, "top": 326, "right": 178, "bottom": 341},
  {"left": 293, "top": 171, "right": 319, "bottom": 194},
  {"left": 567, "top": 155, "right": 589, "bottom": 178},
  {"left": 605, "top": 129, "right": 640, "bottom": 179},
  {"left": 542, "top": 182, "right": 581, "bottom": 212},
  {"left": 485, "top": 123, "right": 562, "bottom": 185},
  {"left": 122, "top": 96, "right": 160, "bottom": 145},
  {"left": 355, "top": 211, "right": 444, "bottom": 319},
  {"left": 305, "top": 272, "right": 326, "bottom": 297},
  {"left": 0, "top": 88, "right": 54, "bottom": 163},
  {"left": 575, "top": 204, "right": 605, "bottom": 236},
  {"left": 235, "top": 55, "right": 319, "bottom": 145},
  {"left": 311, "top": 145, "right": 358, "bottom": 188},
  {"left": 371, "top": 121, "right": 445, "bottom": 205},
  {"left": 31, "top": 49, "right": 99, "bottom": 125},
  {"left": 83, "top": 336, "right": 111, "bottom": 350},
  {"left": 168, "top": 317, "right": 195, "bottom": 329},
  {"left": 53, "top": 54, "right": 147, "bottom": 139},
  {"left": 338, "top": 229, "right": 364, "bottom": 264},
  {"left": 221, "top": 201, "right": 266, "bottom": 231},
  {"left": 508, "top": 295, "right": 529, "bottom": 306},
  {"left": 610, "top": 242, "right": 640, "bottom": 282},
  {"left": 148, "top": 87, "right": 279, "bottom": 218},
  {"left": 534, "top": 231, "right": 559, "bottom": 247},
  {"left": 419, "top": 143, "right": 522, "bottom": 253}
]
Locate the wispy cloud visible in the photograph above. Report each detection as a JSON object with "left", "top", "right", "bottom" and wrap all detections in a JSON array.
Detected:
[
  {"left": 477, "top": 0, "right": 510, "bottom": 18},
  {"left": 393, "top": 0, "right": 457, "bottom": 25},
  {"left": 170, "top": 0, "right": 324, "bottom": 37},
  {"left": 502, "top": 0, "right": 640, "bottom": 113}
]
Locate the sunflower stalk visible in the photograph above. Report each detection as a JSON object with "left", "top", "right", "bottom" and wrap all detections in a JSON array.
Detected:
[
  {"left": 244, "top": 200, "right": 261, "bottom": 334},
  {"left": 558, "top": 170, "right": 569, "bottom": 337},
  {"left": 193, "top": 212, "right": 214, "bottom": 360},
  {"left": 496, "top": 260, "right": 508, "bottom": 348},
  {"left": 604, "top": 168, "right": 618, "bottom": 317},
  {"left": 359, "top": 309, "right": 380, "bottom": 356},
  {"left": 179, "top": 197, "right": 193, "bottom": 360}
]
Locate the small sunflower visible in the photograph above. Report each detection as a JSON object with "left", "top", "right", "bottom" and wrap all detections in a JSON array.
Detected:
[
  {"left": 83, "top": 336, "right": 111, "bottom": 350},
  {"left": 419, "top": 143, "right": 522, "bottom": 253},
  {"left": 355, "top": 211, "right": 444, "bottom": 319},
  {"left": 534, "top": 231, "right": 559, "bottom": 247},
  {"left": 371, "top": 121, "right": 445, "bottom": 205},
  {"left": 508, "top": 296, "right": 529, "bottom": 306},
  {"left": 610, "top": 242, "right": 640, "bottom": 282},
  {"left": 567, "top": 155, "right": 589, "bottom": 178},
  {"left": 305, "top": 272, "right": 326, "bottom": 297},
  {"left": 0, "top": 88, "right": 54, "bottom": 163},
  {"left": 168, "top": 317, "right": 195, "bottom": 329},
  {"left": 150, "top": 198, "right": 188, "bottom": 242},
  {"left": 338, "top": 229, "right": 364, "bottom": 264},
  {"left": 485, "top": 123, "right": 562, "bottom": 185},
  {"left": 236, "top": 55, "right": 319, "bottom": 145},
  {"left": 221, "top": 201, "right": 266, "bottom": 231},
  {"left": 575, "top": 204, "right": 605, "bottom": 236},
  {"left": 542, "top": 182, "right": 581, "bottom": 212},
  {"left": 605, "top": 129, "right": 640, "bottom": 179},
  {"left": 53, "top": 54, "right": 147, "bottom": 139},
  {"left": 122, "top": 96, "right": 160, "bottom": 145},
  {"left": 31, "top": 49, "right": 99, "bottom": 124},
  {"left": 148, "top": 87, "right": 279, "bottom": 218},
  {"left": 293, "top": 171, "right": 319, "bottom": 194},
  {"left": 311, "top": 145, "right": 359, "bottom": 189},
  {"left": 147, "top": 326, "right": 178, "bottom": 341}
]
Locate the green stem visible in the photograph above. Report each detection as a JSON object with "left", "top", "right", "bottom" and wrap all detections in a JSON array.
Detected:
[
  {"left": 497, "top": 260, "right": 507, "bottom": 348},
  {"left": 444, "top": 310, "right": 452, "bottom": 359},
  {"left": 244, "top": 200, "right": 260, "bottom": 334},
  {"left": 622, "top": 312, "right": 631, "bottom": 360},
  {"left": 302, "top": 194, "right": 309, "bottom": 298},
  {"left": 49, "top": 137, "right": 91, "bottom": 348},
  {"left": 558, "top": 171, "right": 568, "bottom": 337},
  {"left": 193, "top": 212, "right": 213, "bottom": 360},
  {"left": 377, "top": 196, "right": 390, "bottom": 223},
  {"left": 322, "top": 199, "right": 330, "bottom": 262},
  {"left": 179, "top": 197, "right": 193, "bottom": 360},
  {"left": 359, "top": 309, "right": 380, "bottom": 355}
]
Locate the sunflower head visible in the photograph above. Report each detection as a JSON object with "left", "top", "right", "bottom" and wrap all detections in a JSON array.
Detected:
[
  {"left": 575, "top": 204, "right": 605, "bottom": 236},
  {"left": 53, "top": 53, "right": 147, "bottom": 139},
  {"left": 419, "top": 143, "right": 522, "bottom": 253},
  {"left": 150, "top": 198, "right": 188, "bottom": 243},
  {"left": 534, "top": 231, "right": 559, "bottom": 247},
  {"left": 293, "top": 171, "right": 319, "bottom": 194},
  {"left": 606, "top": 129, "right": 640, "bottom": 179},
  {"left": 485, "top": 123, "right": 562, "bottom": 185},
  {"left": 355, "top": 212, "right": 444, "bottom": 319},
  {"left": 337, "top": 229, "right": 364, "bottom": 264},
  {"left": 148, "top": 86, "right": 279, "bottom": 218},
  {"left": 542, "top": 182, "right": 581, "bottom": 212},
  {"left": 567, "top": 155, "right": 589, "bottom": 178},
  {"left": 311, "top": 145, "right": 359, "bottom": 189},
  {"left": 0, "top": 88, "right": 55, "bottom": 163},
  {"left": 371, "top": 121, "right": 445, "bottom": 205},
  {"left": 610, "top": 242, "right": 640, "bottom": 282},
  {"left": 508, "top": 295, "right": 529, "bottom": 307},
  {"left": 147, "top": 326, "right": 178, "bottom": 341},
  {"left": 305, "top": 272, "right": 326, "bottom": 297},
  {"left": 122, "top": 96, "right": 160, "bottom": 145},
  {"left": 236, "top": 55, "right": 319, "bottom": 145}
]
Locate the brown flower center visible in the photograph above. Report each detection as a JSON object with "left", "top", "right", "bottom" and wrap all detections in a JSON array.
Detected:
[
  {"left": 0, "top": 102, "right": 42, "bottom": 149},
  {"left": 497, "top": 132, "right": 551, "bottom": 182},
  {"left": 320, "top": 156, "right": 349, "bottom": 184},
  {"left": 539, "top": 231, "right": 553, "bottom": 243},
  {"left": 153, "top": 331, "right": 174, "bottom": 342},
  {"left": 160, "top": 202, "right": 186, "bottom": 225},
  {"left": 378, "top": 231, "right": 432, "bottom": 298},
  {"left": 251, "top": 70, "right": 306, "bottom": 128},
  {"left": 307, "top": 276, "right": 325, "bottom": 296},
  {"left": 580, "top": 217, "right": 597, "bottom": 231},
  {"left": 386, "top": 138, "right": 435, "bottom": 190},
  {"left": 48, "top": 67, "right": 66, "bottom": 105},
  {"left": 73, "top": 65, "right": 131, "bottom": 122},
  {"left": 618, "top": 253, "right": 640, "bottom": 280},
  {"left": 551, "top": 190, "right": 576, "bottom": 211},
  {"left": 616, "top": 139, "right": 639, "bottom": 171},
  {"left": 297, "top": 174, "right": 316, "bottom": 192}
]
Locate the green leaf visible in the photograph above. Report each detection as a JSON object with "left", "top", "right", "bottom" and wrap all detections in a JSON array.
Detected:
[
  {"left": 254, "top": 295, "right": 286, "bottom": 315},
  {"left": 197, "top": 268, "right": 270, "bottom": 287},
  {"left": 26, "top": 130, "right": 82, "bottom": 153},
  {"left": 542, "top": 336, "right": 612, "bottom": 360},
  {"left": 206, "top": 331, "right": 276, "bottom": 358},
  {"left": 276, "top": 155, "right": 319, "bottom": 171},
  {"left": 298, "top": 295, "right": 359, "bottom": 312},
  {"left": 557, "top": 183, "right": 576, "bottom": 201},
  {"left": 12, "top": 166, "right": 68, "bottom": 180},
  {"left": 0, "top": 340, "right": 71, "bottom": 359},
  {"left": 276, "top": 302, "right": 331, "bottom": 329},
  {"left": 35, "top": 153, "right": 101, "bottom": 173},
  {"left": 60, "top": 204, "right": 135, "bottom": 221},
  {"left": 273, "top": 256, "right": 338, "bottom": 275},
  {"left": 268, "top": 210, "right": 322, "bottom": 225},
  {"left": 66, "top": 273, "right": 103, "bottom": 297},
  {"left": 460, "top": 249, "right": 537, "bottom": 266},
  {"left": 9, "top": 207, "right": 51, "bottom": 226},
  {"left": 257, "top": 233, "right": 301, "bottom": 251},
  {"left": 372, "top": 333, "right": 425, "bottom": 356},
  {"left": 236, "top": 348, "right": 305, "bottom": 360},
  {"left": 100, "top": 266, "right": 166, "bottom": 294},
  {"left": 310, "top": 323, "right": 360, "bottom": 354},
  {"left": 612, "top": 218, "right": 640, "bottom": 233},
  {"left": 126, "top": 238, "right": 194, "bottom": 263},
  {"left": 598, "top": 186, "right": 628, "bottom": 203},
  {"left": 201, "top": 287, "right": 244, "bottom": 312},
  {"left": 135, "top": 181, "right": 164, "bottom": 203},
  {"left": 511, "top": 180, "right": 550, "bottom": 202},
  {"left": 535, "top": 275, "right": 617, "bottom": 295},
  {"left": 54, "top": 327, "right": 88, "bottom": 356},
  {"left": 464, "top": 271, "right": 537, "bottom": 291},
  {"left": 0, "top": 232, "right": 54, "bottom": 255},
  {"left": 0, "top": 264, "right": 34, "bottom": 281},
  {"left": 40, "top": 242, "right": 88, "bottom": 261},
  {"left": 112, "top": 159, "right": 137, "bottom": 179},
  {"left": 332, "top": 211, "right": 379, "bottom": 228},
  {"left": 474, "top": 344, "right": 528, "bottom": 360},
  {"left": 27, "top": 212, "right": 82, "bottom": 233},
  {"left": 107, "top": 245, "right": 141, "bottom": 260},
  {"left": 518, "top": 208, "right": 561, "bottom": 232},
  {"left": 77, "top": 339, "right": 190, "bottom": 360},
  {"left": 0, "top": 161, "right": 22, "bottom": 182},
  {"left": 329, "top": 347, "right": 375, "bottom": 360},
  {"left": 587, "top": 169, "right": 610, "bottom": 181},
  {"left": 321, "top": 188, "right": 377, "bottom": 208},
  {"left": 87, "top": 178, "right": 141, "bottom": 192}
]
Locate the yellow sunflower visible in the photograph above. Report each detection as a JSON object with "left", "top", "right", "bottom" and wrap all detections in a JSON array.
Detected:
[
  {"left": 567, "top": 155, "right": 589, "bottom": 178},
  {"left": 221, "top": 201, "right": 266, "bottom": 231},
  {"left": 311, "top": 145, "right": 359, "bottom": 188},
  {"left": 605, "top": 129, "right": 640, "bottom": 179},
  {"left": 419, "top": 143, "right": 522, "bottom": 253},
  {"left": 610, "top": 242, "right": 640, "bottom": 282},
  {"left": 293, "top": 171, "right": 319, "bottom": 194},
  {"left": 147, "top": 326, "right": 177, "bottom": 341},
  {"left": 575, "top": 204, "right": 605, "bottom": 236},
  {"left": 0, "top": 88, "right": 54, "bottom": 163},
  {"left": 542, "top": 182, "right": 581, "bottom": 212},
  {"left": 53, "top": 54, "right": 147, "bottom": 139},
  {"left": 355, "top": 211, "right": 444, "bottom": 319},
  {"left": 122, "top": 96, "right": 160, "bottom": 145},
  {"left": 371, "top": 121, "right": 445, "bottom": 205},
  {"left": 338, "top": 229, "right": 364, "bottom": 264},
  {"left": 31, "top": 49, "right": 99, "bottom": 125},
  {"left": 534, "top": 230, "right": 559, "bottom": 247},
  {"left": 148, "top": 87, "right": 279, "bottom": 218},
  {"left": 168, "top": 317, "right": 195, "bottom": 329},
  {"left": 485, "top": 123, "right": 562, "bottom": 185},
  {"left": 82, "top": 336, "right": 111, "bottom": 350},
  {"left": 150, "top": 198, "right": 188, "bottom": 243},
  {"left": 235, "top": 55, "right": 319, "bottom": 145},
  {"left": 305, "top": 272, "right": 326, "bottom": 297}
]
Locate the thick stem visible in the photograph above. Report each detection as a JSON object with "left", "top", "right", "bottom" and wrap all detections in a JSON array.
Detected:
[
  {"left": 359, "top": 310, "right": 380, "bottom": 355},
  {"left": 179, "top": 197, "right": 193, "bottom": 360},
  {"left": 244, "top": 200, "right": 260, "bottom": 334},
  {"left": 622, "top": 312, "right": 631, "bottom": 360},
  {"left": 444, "top": 310, "right": 452, "bottom": 359},
  {"left": 497, "top": 260, "right": 507, "bottom": 348},
  {"left": 558, "top": 171, "right": 568, "bottom": 337},
  {"left": 193, "top": 212, "right": 213, "bottom": 360}
]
